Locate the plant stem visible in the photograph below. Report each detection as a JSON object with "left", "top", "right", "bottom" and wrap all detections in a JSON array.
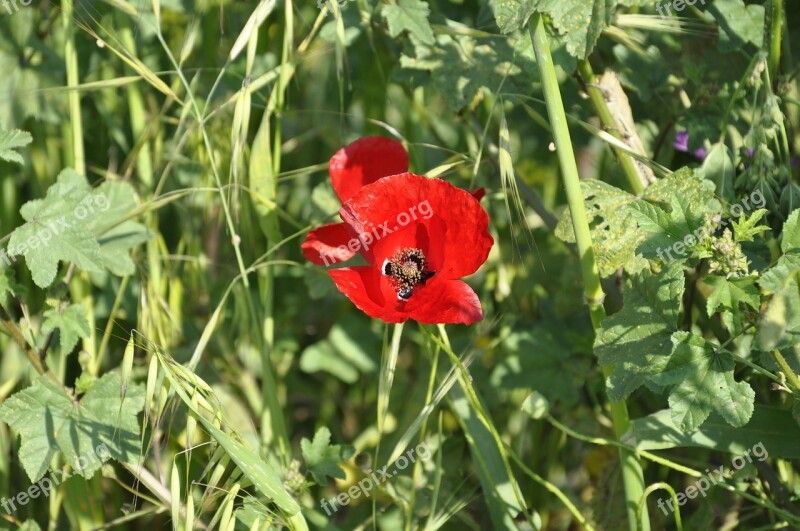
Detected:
[
  {"left": 63, "top": 0, "right": 85, "bottom": 176},
  {"left": 773, "top": 350, "right": 800, "bottom": 392},
  {"left": 529, "top": 14, "right": 650, "bottom": 531},
  {"left": 768, "top": 0, "right": 783, "bottom": 84},
  {"left": 577, "top": 59, "right": 645, "bottom": 195}
]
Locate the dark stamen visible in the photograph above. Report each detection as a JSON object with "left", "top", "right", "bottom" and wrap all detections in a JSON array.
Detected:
[{"left": 383, "top": 248, "right": 435, "bottom": 301}]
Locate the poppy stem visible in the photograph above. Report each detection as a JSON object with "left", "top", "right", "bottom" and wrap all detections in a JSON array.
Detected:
[{"left": 529, "top": 14, "right": 651, "bottom": 531}]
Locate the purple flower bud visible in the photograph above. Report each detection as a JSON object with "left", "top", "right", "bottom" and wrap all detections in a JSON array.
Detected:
[{"left": 674, "top": 130, "right": 689, "bottom": 152}]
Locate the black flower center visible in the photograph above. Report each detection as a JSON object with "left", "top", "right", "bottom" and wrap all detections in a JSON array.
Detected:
[{"left": 382, "top": 248, "right": 435, "bottom": 301}]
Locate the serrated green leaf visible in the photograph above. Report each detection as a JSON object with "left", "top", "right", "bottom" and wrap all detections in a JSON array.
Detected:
[
  {"left": 301, "top": 427, "right": 355, "bottom": 484},
  {"left": 731, "top": 208, "right": 769, "bottom": 242},
  {"left": 533, "top": 0, "right": 614, "bottom": 59},
  {"left": 781, "top": 209, "right": 800, "bottom": 253},
  {"left": 629, "top": 174, "right": 718, "bottom": 262},
  {"left": 595, "top": 262, "right": 685, "bottom": 400},
  {"left": 706, "top": 276, "right": 760, "bottom": 315},
  {"left": 555, "top": 180, "right": 643, "bottom": 276},
  {"left": 0, "top": 372, "right": 144, "bottom": 482},
  {"left": 705, "top": 0, "right": 764, "bottom": 52},
  {"left": 8, "top": 169, "right": 148, "bottom": 288},
  {"left": 41, "top": 304, "right": 91, "bottom": 353},
  {"left": 652, "top": 332, "right": 754, "bottom": 431},
  {"left": 0, "top": 128, "right": 32, "bottom": 165},
  {"left": 489, "top": 0, "right": 536, "bottom": 34},
  {"left": 382, "top": 0, "right": 435, "bottom": 46}
]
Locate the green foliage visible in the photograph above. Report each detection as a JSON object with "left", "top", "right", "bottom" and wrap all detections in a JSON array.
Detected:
[
  {"left": 595, "top": 262, "right": 685, "bottom": 401},
  {"left": 0, "top": 373, "right": 144, "bottom": 482},
  {"left": 300, "top": 427, "right": 355, "bottom": 483},
  {"left": 0, "top": 128, "right": 32, "bottom": 164},
  {"left": 8, "top": 169, "right": 148, "bottom": 288},
  {"left": 382, "top": 0, "right": 435, "bottom": 46},
  {"left": 41, "top": 303, "right": 91, "bottom": 353},
  {"left": 653, "top": 332, "right": 754, "bottom": 431}
]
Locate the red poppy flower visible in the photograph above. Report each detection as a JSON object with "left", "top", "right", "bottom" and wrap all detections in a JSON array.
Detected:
[
  {"left": 301, "top": 136, "right": 409, "bottom": 266},
  {"left": 329, "top": 173, "right": 493, "bottom": 324}
]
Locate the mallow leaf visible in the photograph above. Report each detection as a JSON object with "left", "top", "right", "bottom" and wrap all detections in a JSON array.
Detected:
[
  {"left": 0, "top": 128, "right": 32, "bottom": 165},
  {"left": 595, "top": 262, "right": 685, "bottom": 400},
  {"left": 653, "top": 332, "right": 754, "bottom": 431},
  {"left": 41, "top": 304, "right": 91, "bottom": 353},
  {"left": 382, "top": 0, "right": 435, "bottom": 46},
  {"left": 301, "top": 427, "right": 355, "bottom": 484},
  {"left": 0, "top": 372, "right": 145, "bottom": 482},
  {"left": 8, "top": 168, "right": 149, "bottom": 288}
]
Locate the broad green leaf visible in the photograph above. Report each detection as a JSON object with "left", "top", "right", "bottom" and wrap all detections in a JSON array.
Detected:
[
  {"left": 300, "top": 427, "right": 355, "bottom": 484},
  {"left": 489, "top": 0, "right": 536, "bottom": 34},
  {"left": 400, "top": 34, "right": 531, "bottom": 111},
  {"left": 705, "top": 275, "right": 760, "bottom": 334},
  {"left": 491, "top": 327, "right": 587, "bottom": 406},
  {"left": 781, "top": 209, "right": 800, "bottom": 253},
  {"left": 629, "top": 174, "right": 718, "bottom": 262},
  {"left": 533, "top": 0, "right": 614, "bottom": 59},
  {"left": 700, "top": 143, "right": 735, "bottom": 202},
  {"left": 626, "top": 405, "right": 800, "bottom": 458},
  {"left": 382, "top": 0, "right": 435, "bottom": 46},
  {"left": 706, "top": 276, "right": 760, "bottom": 316},
  {"left": 705, "top": 0, "right": 765, "bottom": 52},
  {"left": 555, "top": 180, "right": 644, "bottom": 276},
  {"left": 652, "top": 332, "right": 754, "bottom": 431},
  {"left": 0, "top": 128, "right": 32, "bottom": 164},
  {"left": 595, "top": 262, "right": 685, "bottom": 400},
  {"left": 0, "top": 372, "right": 144, "bottom": 482},
  {"left": 8, "top": 169, "right": 148, "bottom": 288},
  {"left": 41, "top": 304, "right": 91, "bottom": 353}
]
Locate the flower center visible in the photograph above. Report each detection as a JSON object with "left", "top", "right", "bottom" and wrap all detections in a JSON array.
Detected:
[{"left": 382, "top": 248, "right": 435, "bottom": 301}]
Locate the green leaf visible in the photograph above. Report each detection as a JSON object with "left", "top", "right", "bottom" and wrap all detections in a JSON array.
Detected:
[
  {"left": 0, "top": 372, "right": 144, "bottom": 482},
  {"left": 300, "top": 427, "right": 355, "bottom": 484},
  {"left": 781, "top": 209, "right": 800, "bottom": 253},
  {"left": 400, "top": 34, "right": 531, "bottom": 111},
  {"left": 731, "top": 208, "right": 769, "bottom": 242},
  {"left": 652, "top": 332, "right": 754, "bottom": 431},
  {"left": 555, "top": 179, "right": 644, "bottom": 276},
  {"left": 705, "top": 0, "right": 765, "bottom": 52},
  {"left": 8, "top": 169, "right": 148, "bottom": 288},
  {"left": 489, "top": 0, "right": 536, "bottom": 34},
  {"left": 0, "top": 268, "right": 20, "bottom": 305},
  {"left": 629, "top": 174, "right": 718, "bottom": 262},
  {"left": 705, "top": 275, "right": 760, "bottom": 334},
  {"left": 595, "top": 262, "right": 685, "bottom": 400},
  {"left": 533, "top": 0, "right": 614, "bottom": 59},
  {"left": 706, "top": 276, "right": 760, "bottom": 315},
  {"left": 491, "top": 327, "right": 587, "bottom": 406},
  {"left": 700, "top": 143, "right": 735, "bottom": 202},
  {"left": 41, "top": 304, "right": 91, "bottom": 353},
  {"left": 382, "top": 0, "right": 435, "bottom": 46},
  {"left": 626, "top": 405, "right": 800, "bottom": 458},
  {"left": 0, "top": 128, "right": 32, "bottom": 165}
]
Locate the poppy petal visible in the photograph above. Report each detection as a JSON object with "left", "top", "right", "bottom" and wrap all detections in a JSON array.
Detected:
[
  {"left": 329, "top": 137, "right": 409, "bottom": 203},
  {"left": 340, "top": 173, "right": 493, "bottom": 279},
  {"left": 470, "top": 187, "right": 486, "bottom": 201},
  {"left": 406, "top": 279, "right": 484, "bottom": 324},
  {"left": 301, "top": 223, "right": 356, "bottom": 265},
  {"left": 328, "top": 266, "right": 408, "bottom": 323}
]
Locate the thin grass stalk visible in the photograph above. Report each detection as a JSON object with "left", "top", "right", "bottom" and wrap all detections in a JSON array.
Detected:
[
  {"left": 63, "top": 0, "right": 85, "bottom": 176},
  {"left": 577, "top": 59, "right": 645, "bottom": 195},
  {"left": 529, "top": 14, "right": 650, "bottom": 531}
]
